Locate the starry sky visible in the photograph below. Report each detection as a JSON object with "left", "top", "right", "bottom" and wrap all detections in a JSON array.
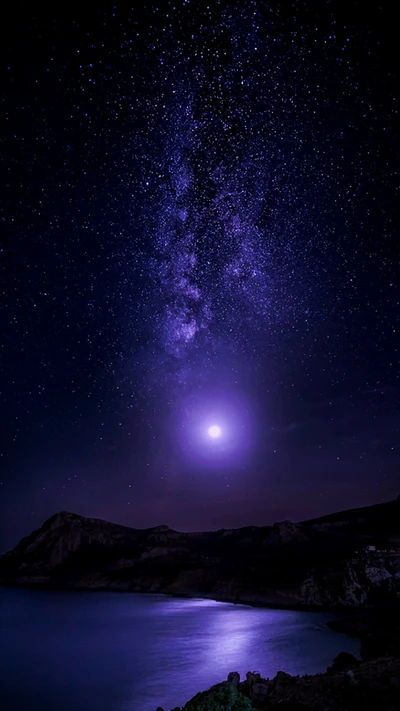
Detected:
[{"left": 1, "top": 1, "right": 399, "bottom": 551}]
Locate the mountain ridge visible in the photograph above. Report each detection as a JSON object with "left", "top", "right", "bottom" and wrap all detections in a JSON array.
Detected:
[
  {"left": 1, "top": 498, "right": 400, "bottom": 609},
  {"left": 9, "top": 494, "right": 400, "bottom": 545}
]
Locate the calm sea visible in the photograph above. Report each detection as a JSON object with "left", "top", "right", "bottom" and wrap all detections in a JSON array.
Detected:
[{"left": 0, "top": 587, "right": 359, "bottom": 711}]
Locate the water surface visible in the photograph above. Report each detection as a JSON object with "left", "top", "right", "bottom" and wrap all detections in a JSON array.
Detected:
[{"left": 0, "top": 587, "right": 359, "bottom": 711}]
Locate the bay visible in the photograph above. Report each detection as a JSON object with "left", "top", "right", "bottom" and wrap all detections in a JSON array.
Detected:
[{"left": 0, "top": 587, "right": 359, "bottom": 711}]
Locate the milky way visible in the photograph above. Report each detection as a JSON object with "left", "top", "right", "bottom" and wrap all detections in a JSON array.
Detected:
[
  {"left": 126, "top": 3, "right": 398, "bottom": 400},
  {"left": 0, "top": 2, "right": 399, "bottom": 548}
]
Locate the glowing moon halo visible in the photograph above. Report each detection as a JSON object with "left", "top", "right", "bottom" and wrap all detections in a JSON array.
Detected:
[{"left": 208, "top": 425, "right": 222, "bottom": 439}]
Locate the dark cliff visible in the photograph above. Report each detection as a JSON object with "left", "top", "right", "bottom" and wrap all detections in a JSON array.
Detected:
[{"left": 1, "top": 499, "right": 400, "bottom": 608}]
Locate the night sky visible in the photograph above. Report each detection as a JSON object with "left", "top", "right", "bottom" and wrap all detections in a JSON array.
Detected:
[{"left": 1, "top": 1, "right": 399, "bottom": 552}]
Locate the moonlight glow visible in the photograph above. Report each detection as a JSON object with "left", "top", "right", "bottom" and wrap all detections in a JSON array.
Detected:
[{"left": 208, "top": 425, "right": 222, "bottom": 439}]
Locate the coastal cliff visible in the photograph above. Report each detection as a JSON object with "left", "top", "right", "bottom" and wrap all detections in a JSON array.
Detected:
[{"left": 1, "top": 499, "right": 400, "bottom": 608}]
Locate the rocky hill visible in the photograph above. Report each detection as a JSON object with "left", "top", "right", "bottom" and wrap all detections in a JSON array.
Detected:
[
  {"left": 303, "top": 496, "right": 400, "bottom": 543},
  {"left": 165, "top": 656, "right": 400, "bottom": 711},
  {"left": 1, "top": 500, "right": 400, "bottom": 608}
]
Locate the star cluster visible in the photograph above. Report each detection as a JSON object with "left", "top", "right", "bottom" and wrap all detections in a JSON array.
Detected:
[{"left": 0, "top": 2, "right": 399, "bottom": 550}]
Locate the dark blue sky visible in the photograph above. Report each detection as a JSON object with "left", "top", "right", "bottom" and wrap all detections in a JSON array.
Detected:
[{"left": 1, "top": 1, "right": 399, "bottom": 551}]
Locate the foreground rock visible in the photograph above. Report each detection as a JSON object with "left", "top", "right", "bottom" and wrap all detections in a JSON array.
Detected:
[
  {"left": 1, "top": 498, "right": 400, "bottom": 608},
  {"left": 168, "top": 656, "right": 400, "bottom": 710}
]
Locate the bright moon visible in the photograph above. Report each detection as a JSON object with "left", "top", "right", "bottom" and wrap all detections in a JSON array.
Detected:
[{"left": 208, "top": 425, "right": 222, "bottom": 439}]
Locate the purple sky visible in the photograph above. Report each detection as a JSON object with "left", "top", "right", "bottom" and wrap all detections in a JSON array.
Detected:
[{"left": 0, "top": 2, "right": 399, "bottom": 551}]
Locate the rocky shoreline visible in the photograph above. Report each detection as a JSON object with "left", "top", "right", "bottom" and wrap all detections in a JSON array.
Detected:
[
  {"left": 162, "top": 655, "right": 400, "bottom": 710},
  {"left": 0, "top": 578, "right": 369, "bottom": 613}
]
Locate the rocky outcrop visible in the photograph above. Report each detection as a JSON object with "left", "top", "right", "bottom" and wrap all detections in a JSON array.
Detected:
[
  {"left": 2, "top": 499, "right": 400, "bottom": 608},
  {"left": 270, "top": 520, "right": 308, "bottom": 545},
  {"left": 169, "top": 657, "right": 400, "bottom": 710},
  {"left": 326, "top": 652, "right": 359, "bottom": 673},
  {"left": 299, "top": 555, "right": 400, "bottom": 607}
]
